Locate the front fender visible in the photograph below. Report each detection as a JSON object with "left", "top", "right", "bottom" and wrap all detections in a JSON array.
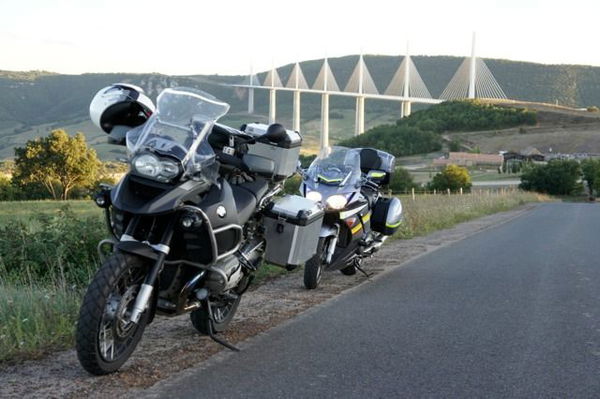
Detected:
[{"left": 319, "top": 224, "right": 338, "bottom": 238}]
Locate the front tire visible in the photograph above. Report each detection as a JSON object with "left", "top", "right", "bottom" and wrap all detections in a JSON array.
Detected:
[
  {"left": 304, "top": 238, "right": 326, "bottom": 289},
  {"left": 76, "top": 252, "right": 150, "bottom": 375}
]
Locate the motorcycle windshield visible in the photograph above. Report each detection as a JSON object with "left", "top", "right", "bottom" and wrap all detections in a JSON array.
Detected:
[
  {"left": 306, "top": 147, "right": 362, "bottom": 187},
  {"left": 126, "top": 87, "right": 230, "bottom": 181}
]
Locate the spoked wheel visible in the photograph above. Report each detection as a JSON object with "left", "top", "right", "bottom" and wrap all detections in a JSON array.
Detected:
[
  {"left": 190, "top": 295, "right": 242, "bottom": 335},
  {"left": 76, "top": 253, "right": 150, "bottom": 375},
  {"left": 304, "top": 237, "right": 327, "bottom": 289}
]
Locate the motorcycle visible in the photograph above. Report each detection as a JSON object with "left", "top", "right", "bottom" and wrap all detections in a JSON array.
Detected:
[
  {"left": 76, "top": 86, "right": 313, "bottom": 374},
  {"left": 299, "top": 146, "right": 403, "bottom": 289}
]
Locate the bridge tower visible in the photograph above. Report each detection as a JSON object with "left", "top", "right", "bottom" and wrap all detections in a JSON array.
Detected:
[
  {"left": 440, "top": 33, "right": 506, "bottom": 100},
  {"left": 312, "top": 58, "right": 340, "bottom": 151},
  {"left": 285, "top": 62, "right": 310, "bottom": 132},
  {"left": 384, "top": 43, "right": 432, "bottom": 118},
  {"left": 344, "top": 55, "right": 379, "bottom": 135}
]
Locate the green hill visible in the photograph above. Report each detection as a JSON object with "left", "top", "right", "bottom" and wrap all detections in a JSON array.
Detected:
[{"left": 2, "top": 55, "right": 600, "bottom": 159}]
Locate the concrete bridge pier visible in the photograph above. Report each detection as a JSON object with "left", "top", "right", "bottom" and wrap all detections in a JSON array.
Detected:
[
  {"left": 320, "top": 93, "right": 330, "bottom": 150},
  {"left": 248, "top": 88, "right": 254, "bottom": 114},
  {"left": 269, "top": 89, "right": 276, "bottom": 124},
  {"left": 401, "top": 101, "right": 411, "bottom": 118},
  {"left": 293, "top": 90, "right": 301, "bottom": 132},
  {"left": 355, "top": 96, "right": 365, "bottom": 135}
]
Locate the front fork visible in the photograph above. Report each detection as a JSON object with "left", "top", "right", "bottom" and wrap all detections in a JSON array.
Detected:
[
  {"left": 128, "top": 216, "right": 177, "bottom": 324},
  {"left": 320, "top": 223, "right": 340, "bottom": 264}
]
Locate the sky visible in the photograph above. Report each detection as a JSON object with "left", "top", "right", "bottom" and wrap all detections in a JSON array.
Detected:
[{"left": 1, "top": 0, "right": 598, "bottom": 76}]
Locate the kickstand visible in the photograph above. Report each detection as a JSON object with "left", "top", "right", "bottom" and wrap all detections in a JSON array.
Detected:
[
  {"left": 353, "top": 258, "right": 371, "bottom": 278},
  {"left": 205, "top": 300, "right": 240, "bottom": 352}
]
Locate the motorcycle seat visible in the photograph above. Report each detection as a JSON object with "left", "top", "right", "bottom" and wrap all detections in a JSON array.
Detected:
[
  {"left": 230, "top": 185, "right": 256, "bottom": 224},
  {"left": 237, "top": 178, "right": 269, "bottom": 202}
]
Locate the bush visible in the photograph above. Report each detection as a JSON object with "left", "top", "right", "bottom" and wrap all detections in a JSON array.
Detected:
[
  {"left": 581, "top": 159, "right": 600, "bottom": 197},
  {"left": 520, "top": 160, "right": 582, "bottom": 195},
  {"left": 0, "top": 205, "right": 104, "bottom": 286},
  {"left": 283, "top": 174, "right": 302, "bottom": 195},
  {"left": 298, "top": 154, "right": 317, "bottom": 168},
  {"left": 448, "top": 138, "right": 461, "bottom": 152},
  {"left": 389, "top": 167, "right": 417, "bottom": 193},
  {"left": 428, "top": 164, "right": 472, "bottom": 192},
  {"left": 0, "top": 176, "right": 21, "bottom": 201}
]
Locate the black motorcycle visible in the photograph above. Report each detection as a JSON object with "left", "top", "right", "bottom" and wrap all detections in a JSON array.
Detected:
[
  {"left": 299, "top": 146, "right": 403, "bottom": 289},
  {"left": 76, "top": 87, "right": 307, "bottom": 374}
]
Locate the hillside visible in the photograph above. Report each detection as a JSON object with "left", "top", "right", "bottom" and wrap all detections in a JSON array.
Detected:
[
  {"left": 447, "top": 104, "right": 600, "bottom": 154},
  {"left": 2, "top": 55, "right": 600, "bottom": 159}
]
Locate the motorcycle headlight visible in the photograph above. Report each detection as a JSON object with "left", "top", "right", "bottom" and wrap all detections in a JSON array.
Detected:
[
  {"left": 132, "top": 153, "right": 180, "bottom": 183},
  {"left": 305, "top": 190, "right": 322, "bottom": 202},
  {"left": 325, "top": 194, "right": 347, "bottom": 210}
]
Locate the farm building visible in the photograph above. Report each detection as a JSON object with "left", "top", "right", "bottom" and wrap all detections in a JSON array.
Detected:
[{"left": 433, "top": 152, "right": 504, "bottom": 168}]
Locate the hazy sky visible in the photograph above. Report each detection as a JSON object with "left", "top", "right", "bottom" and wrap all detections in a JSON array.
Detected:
[{"left": 1, "top": 0, "right": 598, "bottom": 75}]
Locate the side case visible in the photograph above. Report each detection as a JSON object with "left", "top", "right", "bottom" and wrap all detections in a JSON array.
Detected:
[
  {"left": 263, "top": 195, "right": 324, "bottom": 268},
  {"left": 371, "top": 197, "right": 403, "bottom": 235}
]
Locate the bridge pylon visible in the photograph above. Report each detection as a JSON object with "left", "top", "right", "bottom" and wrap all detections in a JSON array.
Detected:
[
  {"left": 344, "top": 55, "right": 379, "bottom": 135},
  {"left": 440, "top": 33, "right": 506, "bottom": 100},
  {"left": 385, "top": 43, "right": 432, "bottom": 119}
]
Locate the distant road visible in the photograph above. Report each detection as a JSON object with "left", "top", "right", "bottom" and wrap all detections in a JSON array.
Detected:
[
  {"left": 150, "top": 203, "right": 600, "bottom": 398},
  {"left": 473, "top": 179, "right": 521, "bottom": 186}
]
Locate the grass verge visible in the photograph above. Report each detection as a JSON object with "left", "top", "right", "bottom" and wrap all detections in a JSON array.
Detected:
[{"left": 0, "top": 191, "right": 547, "bottom": 364}]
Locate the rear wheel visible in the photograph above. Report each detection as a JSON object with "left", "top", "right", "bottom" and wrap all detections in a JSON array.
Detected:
[
  {"left": 190, "top": 295, "right": 242, "bottom": 335},
  {"left": 304, "top": 238, "right": 326, "bottom": 289},
  {"left": 76, "top": 253, "right": 150, "bottom": 375}
]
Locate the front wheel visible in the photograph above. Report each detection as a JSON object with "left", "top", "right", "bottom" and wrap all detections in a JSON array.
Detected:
[
  {"left": 76, "top": 253, "right": 150, "bottom": 375},
  {"left": 304, "top": 238, "right": 326, "bottom": 289}
]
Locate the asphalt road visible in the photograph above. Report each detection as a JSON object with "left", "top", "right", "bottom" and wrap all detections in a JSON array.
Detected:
[{"left": 151, "top": 203, "right": 600, "bottom": 398}]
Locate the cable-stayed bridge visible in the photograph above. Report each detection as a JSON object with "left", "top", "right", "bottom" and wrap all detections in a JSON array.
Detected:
[{"left": 231, "top": 34, "right": 506, "bottom": 149}]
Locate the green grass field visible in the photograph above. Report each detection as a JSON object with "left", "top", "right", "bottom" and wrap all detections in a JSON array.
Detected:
[{"left": 0, "top": 200, "right": 100, "bottom": 225}]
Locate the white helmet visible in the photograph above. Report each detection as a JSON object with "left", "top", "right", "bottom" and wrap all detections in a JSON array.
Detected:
[{"left": 89, "top": 84, "right": 155, "bottom": 141}]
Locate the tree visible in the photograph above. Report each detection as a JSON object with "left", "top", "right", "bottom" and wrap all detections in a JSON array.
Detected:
[
  {"left": 428, "top": 164, "right": 472, "bottom": 192},
  {"left": 581, "top": 159, "right": 600, "bottom": 198},
  {"left": 12, "top": 130, "right": 101, "bottom": 200},
  {"left": 389, "top": 167, "right": 417, "bottom": 193},
  {"left": 448, "top": 138, "right": 461, "bottom": 152},
  {"left": 520, "top": 160, "right": 582, "bottom": 195}
]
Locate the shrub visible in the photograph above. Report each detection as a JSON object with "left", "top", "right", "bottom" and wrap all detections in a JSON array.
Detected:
[
  {"left": 520, "top": 160, "right": 582, "bottom": 195},
  {"left": 448, "top": 138, "right": 461, "bottom": 152},
  {"left": 0, "top": 205, "right": 104, "bottom": 286},
  {"left": 0, "top": 176, "right": 21, "bottom": 201},
  {"left": 428, "top": 164, "right": 472, "bottom": 192},
  {"left": 389, "top": 167, "right": 417, "bottom": 193},
  {"left": 283, "top": 174, "right": 302, "bottom": 195}
]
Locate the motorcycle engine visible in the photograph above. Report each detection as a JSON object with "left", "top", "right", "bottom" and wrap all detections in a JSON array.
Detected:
[{"left": 206, "top": 256, "right": 244, "bottom": 293}]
